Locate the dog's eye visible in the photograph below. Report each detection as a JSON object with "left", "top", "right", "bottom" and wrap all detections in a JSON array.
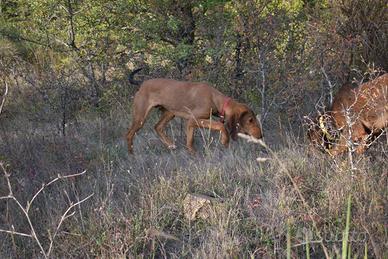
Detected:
[{"left": 248, "top": 118, "right": 253, "bottom": 123}]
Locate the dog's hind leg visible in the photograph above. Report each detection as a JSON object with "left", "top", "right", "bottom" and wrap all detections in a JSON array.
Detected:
[
  {"left": 127, "top": 94, "right": 153, "bottom": 154},
  {"left": 154, "top": 109, "right": 176, "bottom": 149}
]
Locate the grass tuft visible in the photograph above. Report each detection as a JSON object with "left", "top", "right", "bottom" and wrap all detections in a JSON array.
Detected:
[{"left": 0, "top": 110, "right": 387, "bottom": 257}]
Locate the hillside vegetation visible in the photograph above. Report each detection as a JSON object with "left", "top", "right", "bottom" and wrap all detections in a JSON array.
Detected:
[{"left": 0, "top": 0, "right": 387, "bottom": 258}]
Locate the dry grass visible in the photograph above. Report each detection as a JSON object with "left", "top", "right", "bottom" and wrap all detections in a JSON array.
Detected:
[{"left": 0, "top": 109, "right": 387, "bottom": 258}]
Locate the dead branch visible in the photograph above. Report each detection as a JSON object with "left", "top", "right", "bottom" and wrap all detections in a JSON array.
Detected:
[
  {"left": 0, "top": 80, "right": 9, "bottom": 115},
  {"left": 0, "top": 164, "right": 91, "bottom": 258}
]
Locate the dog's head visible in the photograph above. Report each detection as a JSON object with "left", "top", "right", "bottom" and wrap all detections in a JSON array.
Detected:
[{"left": 227, "top": 105, "right": 263, "bottom": 141}]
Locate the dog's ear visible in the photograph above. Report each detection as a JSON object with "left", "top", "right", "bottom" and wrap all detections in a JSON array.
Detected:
[
  {"left": 226, "top": 113, "right": 240, "bottom": 141},
  {"left": 227, "top": 111, "right": 249, "bottom": 141}
]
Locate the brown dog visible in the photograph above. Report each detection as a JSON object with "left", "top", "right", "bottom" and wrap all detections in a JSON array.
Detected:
[
  {"left": 126, "top": 69, "right": 263, "bottom": 154},
  {"left": 308, "top": 73, "right": 388, "bottom": 155}
]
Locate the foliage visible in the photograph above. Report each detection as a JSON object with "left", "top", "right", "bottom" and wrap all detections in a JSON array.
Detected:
[{"left": 0, "top": 0, "right": 387, "bottom": 257}]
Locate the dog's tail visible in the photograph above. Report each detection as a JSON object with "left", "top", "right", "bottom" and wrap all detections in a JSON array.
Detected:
[{"left": 128, "top": 68, "right": 143, "bottom": 85}]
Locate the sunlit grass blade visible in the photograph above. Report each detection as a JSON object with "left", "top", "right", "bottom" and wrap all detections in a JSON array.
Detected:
[{"left": 342, "top": 194, "right": 352, "bottom": 259}]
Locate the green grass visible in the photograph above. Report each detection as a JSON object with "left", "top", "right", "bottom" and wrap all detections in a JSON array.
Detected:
[{"left": 342, "top": 194, "right": 352, "bottom": 259}]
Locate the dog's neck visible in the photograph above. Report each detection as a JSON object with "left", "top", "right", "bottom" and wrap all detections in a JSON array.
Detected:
[
  {"left": 213, "top": 93, "right": 242, "bottom": 121},
  {"left": 219, "top": 97, "right": 232, "bottom": 122},
  {"left": 219, "top": 98, "right": 246, "bottom": 124}
]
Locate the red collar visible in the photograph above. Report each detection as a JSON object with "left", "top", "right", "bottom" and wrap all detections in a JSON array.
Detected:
[{"left": 220, "top": 97, "right": 231, "bottom": 123}]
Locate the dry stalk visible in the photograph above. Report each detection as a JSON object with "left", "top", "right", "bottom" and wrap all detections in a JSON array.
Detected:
[
  {"left": 46, "top": 193, "right": 94, "bottom": 255},
  {"left": 321, "top": 66, "right": 335, "bottom": 106},
  {"left": 344, "top": 108, "right": 356, "bottom": 177},
  {"left": 0, "top": 163, "right": 92, "bottom": 258},
  {"left": 0, "top": 80, "right": 8, "bottom": 115},
  {"left": 238, "top": 133, "right": 330, "bottom": 259}
]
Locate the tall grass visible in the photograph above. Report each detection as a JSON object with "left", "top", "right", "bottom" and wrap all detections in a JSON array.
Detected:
[
  {"left": 0, "top": 109, "right": 387, "bottom": 258},
  {"left": 342, "top": 194, "right": 352, "bottom": 259}
]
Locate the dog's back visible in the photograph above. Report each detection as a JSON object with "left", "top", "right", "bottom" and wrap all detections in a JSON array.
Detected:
[{"left": 136, "top": 79, "right": 222, "bottom": 119}]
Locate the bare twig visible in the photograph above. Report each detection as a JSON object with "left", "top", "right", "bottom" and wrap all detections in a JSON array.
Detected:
[
  {"left": 0, "top": 162, "right": 13, "bottom": 196},
  {"left": 0, "top": 80, "right": 9, "bottom": 115},
  {"left": 0, "top": 228, "right": 32, "bottom": 238},
  {"left": 321, "top": 66, "right": 335, "bottom": 106},
  {"left": 0, "top": 165, "right": 90, "bottom": 258},
  {"left": 46, "top": 193, "right": 94, "bottom": 256},
  {"left": 28, "top": 171, "right": 87, "bottom": 211}
]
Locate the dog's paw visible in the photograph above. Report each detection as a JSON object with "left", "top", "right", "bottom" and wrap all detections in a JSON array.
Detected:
[{"left": 187, "top": 147, "right": 196, "bottom": 155}]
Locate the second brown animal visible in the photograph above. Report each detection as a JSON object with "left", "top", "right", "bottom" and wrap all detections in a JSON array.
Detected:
[{"left": 307, "top": 73, "right": 388, "bottom": 155}]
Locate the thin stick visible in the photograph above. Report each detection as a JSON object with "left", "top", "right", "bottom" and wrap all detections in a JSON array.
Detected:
[
  {"left": 0, "top": 80, "right": 8, "bottom": 115},
  {"left": 28, "top": 171, "right": 87, "bottom": 211},
  {"left": 238, "top": 133, "right": 331, "bottom": 258},
  {"left": 0, "top": 164, "right": 89, "bottom": 258},
  {"left": 0, "top": 229, "right": 32, "bottom": 238},
  {"left": 47, "top": 193, "right": 94, "bottom": 256}
]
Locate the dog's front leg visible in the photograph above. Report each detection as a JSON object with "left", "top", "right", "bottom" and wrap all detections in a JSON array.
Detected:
[
  {"left": 197, "top": 119, "right": 229, "bottom": 147},
  {"left": 186, "top": 119, "right": 196, "bottom": 154}
]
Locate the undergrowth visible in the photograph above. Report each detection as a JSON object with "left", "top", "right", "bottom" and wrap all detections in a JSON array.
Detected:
[{"left": 0, "top": 110, "right": 387, "bottom": 258}]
